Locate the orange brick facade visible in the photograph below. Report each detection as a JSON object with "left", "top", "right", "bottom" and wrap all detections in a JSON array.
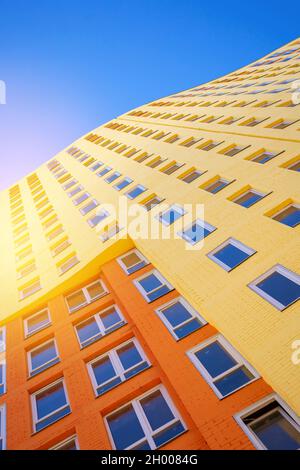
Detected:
[{"left": 1, "top": 253, "right": 274, "bottom": 450}]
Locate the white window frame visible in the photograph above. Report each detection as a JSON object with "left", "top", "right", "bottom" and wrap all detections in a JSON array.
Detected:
[
  {"left": 187, "top": 334, "right": 259, "bottom": 399},
  {"left": 63, "top": 179, "right": 77, "bottom": 191},
  {"left": 50, "top": 435, "right": 79, "bottom": 450},
  {"left": 125, "top": 184, "right": 147, "bottom": 200},
  {"left": 73, "top": 192, "right": 90, "bottom": 206},
  {"left": 207, "top": 238, "right": 256, "bottom": 272},
  {"left": 79, "top": 199, "right": 99, "bottom": 216},
  {"left": 117, "top": 249, "right": 149, "bottom": 275},
  {"left": 67, "top": 185, "right": 83, "bottom": 198},
  {"left": 234, "top": 393, "right": 300, "bottom": 450},
  {"left": 155, "top": 297, "right": 207, "bottom": 341},
  {"left": 272, "top": 203, "right": 300, "bottom": 227},
  {"left": 28, "top": 338, "right": 60, "bottom": 376},
  {"left": 248, "top": 264, "right": 300, "bottom": 310},
  {"left": 104, "top": 385, "right": 186, "bottom": 450},
  {"left": 87, "top": 209, "right": 110, "bottom": 228},
  {"left": 204, "top": 177, "right": 230, "bottom": 193},
  {"left": 178, "top": 219, "right": 216, "bottom": 245},
  {"left": 104, "top": 171, "right": 121, "bottom": 184},
  {"left": 0, "top": 405, "right": 6, "bottom": 450},
  {"left": 87, "top": 338, "right": 150, "bottom": 396},
  {"left": 74, "top": 304, "right": 126, "bottom": 348},
  {"left": 157, "top": 204, "right": 186, "bottom": 227},
  {"left": 58, "top": 255, "right": 79, "bottom": 275},
  {"left": 90, "top": 162, "right": 103, "bottom": 172},
  {"left": 97, "top": 166, "right": 112, "bottom": 177},
  {"left": 134, "top": 270, "right": 173, "bottom": 303},
  {"left": 24, "top": 308, "right": 51, "bottom": 337},
  {"left": 0, "top": 360, "right": 6, "bottom": 395},
  {"left": 66, "top": 279, "right": 108, "bottom": 313},
  {"left": 0, "top": 327, "right": 6, "bottom": 353},
  {"left": 31, "top": 378, "right": 71, "bottom": 433}
]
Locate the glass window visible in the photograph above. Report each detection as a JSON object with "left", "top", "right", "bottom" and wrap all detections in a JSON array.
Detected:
[
  {"left": 287, "top": 159, "right": 300, "bottom": 172},
  {"left": 75, "top": 305, "right": 126, "bottom": 348},
  {"left": 134, "top": 270, "right": 173, "bottom": 302},
  {"left": 272, "top": 204, "right": 300, "bottom": 227},
  {"left": 97, "top": 166, "right": 112, "bottom": 177},
  {"left": 105, "top": 387, "right": 185, "bottom": 450},
  {"left": 158, "top": 205, "right": 186, "bottom": 226},
  {"left": 237, "top": 397, "right": 300, "bottom": 450},
  {"left": 32, "top": 379, "right": 71, "bottom": 432},
  {"left": 87, "top": 209, "right": 110, "bottom": 228},
  {"left": 90, "top": 162, "right": 103, "bottom": 172},
  {"left": 232, "top": 189, "right": 265, "bottom": 208},
  {"left": 224, "top": 145, "right": 246, "bottom": 157},
  {"left": 73, "top": 192, "right": 90, "bottom": 206},
  {"left": 142, "top": 196, "right": 164, "bottom": 211},
  {"left": 104, "top": 171, "right": 121, "bottom": 184},
  {"left": 156, "top": 297, "right": 207, "bottom": 340},
  {"left": 113, "top": 177, "right": 133, "bottom": 191},
  {"left": 88, "top": 339, "right": 150, "bottom": 396},
  {"left": 251, "top": 151, "right": 277, "bottom": 164},
  {"left": 178, "top": 219, "right": 216, "bottom": 245},
  {"left": 203, "top": 177, "right": 230, "bottom": 194},
  {"left": 79, "top": 199, "right": 99, "bottom": 215},
  {"left": 0, "top": 362, "right": 6, "bottom": 396},
  {"left": 99, "top": 222, "right": 122, "bottom": 242},
  {"left": 67, "top": 185, "right": 82, "bottom": 198},
  {"left": 66, "top": 279, "right": 108, "bottom": 313},
  {"left": 63, "top": 179, "right": 77, "bottom": 191},
  {"left": 249, "top": 265, "right": 300, "bottom": 310},
  {"left": 208, "top": 238, "right": 256, "bottom": 271},
  {"left": 181, "top": 170, "right": 202, "bottom": 183},
  {"left": 188, "top": 335, "right": 258, "bottom": 398},
  {"left": 118, "top": 249, "right": 149, "bottom": 274},
  {"left": 28, "top": 339, "right": 60, "bottom": 376},
  {"left": 0, "top": 406, "right": 6, "bottom": 450},
  {"left": 50, "top": 435, "right": 79, "bottom": 450},
  {"left": 126, "top": 185, "right": 147, "bottom": 200}
]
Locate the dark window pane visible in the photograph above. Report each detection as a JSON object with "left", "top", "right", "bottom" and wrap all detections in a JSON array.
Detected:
[
  {"left": 92, "top": 356, "right": 116, "bottom": 385},
  {"left": 257, "top": 271, "right": 300, "bottom": 307},
  {"left": 214, "top": 365, "right": 254, "bottom": 395},
  {"left": 162, "top": 301, "right": 192, "bottom": 328},
  {"left": 174, "top": 318, "right": 203, "bottom": 339},
  {"left": 213, "top": 243, "right": 250, "bottom": 269},
  {"left": 274, "top": 206, "right": 300, "bottom": 227},
  {"left": 147, "top": 285, "right": 170, "bottom": 301},
  {"left": 139, "top": 274, "right": 162, "bottom": 293},
  {"left": 153, "top": 421, "right": 185, "bottom": 447},
  {"left": 31, "top": 342, "right": 57, "bottom": 370},
  {"left": 117, "top": 343, "right": 142, "bottom": 370},
  {"left": 140, "top": 391, "right": 175, "bottom": 431},
  {"left": 108, "top": 405, "right": 145, "bottom": 450},
  {"left": 195, "top": 341, "right": 237, "bottom": 378},
  {"left": 100, "top": 307, "right": 122, "bottom": 330},
  {"left": 250, "top": 409, "right": 300, "bottom": 450},
  {"left": 235, "top": 191, "right": 263, "bottom": 208},
  {"left": 76, "top": 318, "right": 100, "bottom": 344},
  {"left": 36, "top": 383, "right": 67, "bottom": 419}
]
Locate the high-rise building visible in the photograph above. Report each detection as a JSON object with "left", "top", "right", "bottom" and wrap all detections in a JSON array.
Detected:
[{"left": 0, "top": 38, "right": 299, "bottom": 451}]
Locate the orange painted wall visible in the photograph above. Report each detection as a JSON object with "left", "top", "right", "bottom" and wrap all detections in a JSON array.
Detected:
[{"left": 2, "top": 255, "right": 273, "bottom": 450}]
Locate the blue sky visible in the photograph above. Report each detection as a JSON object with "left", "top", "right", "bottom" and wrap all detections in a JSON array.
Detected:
[{"left": 0, "top": 0, "right": 299, "bottom": 190}]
